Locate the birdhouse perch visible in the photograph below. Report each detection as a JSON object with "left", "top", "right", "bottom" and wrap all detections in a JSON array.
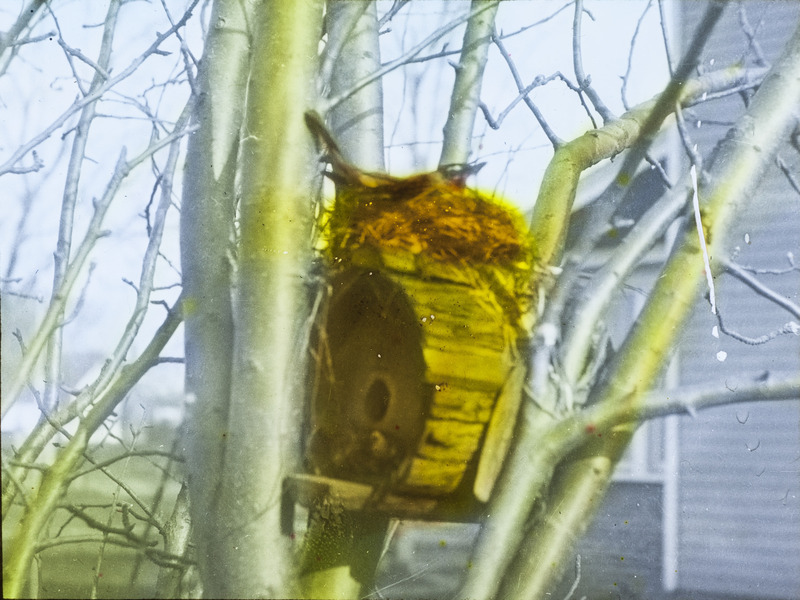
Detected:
[{"left": 295, "top": 112, "right": 533, "bottom": 518}]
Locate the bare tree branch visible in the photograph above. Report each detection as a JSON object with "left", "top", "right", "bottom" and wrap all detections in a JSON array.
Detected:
[
  {"left": 479, "top": 71, "right": 577, "bottom": 132},
  {"left": 572, "top": 0, "right": 614, "bottom": 123},
  {"left": 1, "top": 113, "right": 193, "bottom": 530},
  {"left": 0, "top": 0, "right": 199, "bottom": 177},
  {"left": 4, "top": 151, "right": 44, "bottom": 174},
  {"left": 463, "top": 13, "right": 797, "bottom": 599},
  {"left": 524, "top": 5, "right": 732, "bottom": 410},
  {"left": 0, "top": 0, "right": 46, "bottom": 75},
  {"left": 719, "top": 256, "right": 800, "bottom": 319},
  {"left": 33, "top": 534, "right": 191, "bottom": 569},
  {"left": 325, "top": 0, "right": 385, "bottom": 171},
  {"left": 3, "top": 296, "right": 184, "bottom": 598},
  {"left": 61, "top": 504, "right": 154, "bottom": 546},
  {"left": 439, "top": 0, "right": 500, "bottom": 166},
  {"left": 715, "top": 308, "right": 800, "bottom": 345},
  {"left": 560, "top": 177, "right": 694, "bottom": 387},
  {"left": 67, "top": 450, "right": 182, "bottom": 482},
  {"left": 526, "top": 66, "right": 766, "bottom": 426},
  {"left": 320, "top": 2, "right": 497, "bottom": 113},
  {"left": 2, "top": 111, "right": 194, "bottom": 420},
  {"left": 403, "top": 1, "right": 575, "bottom": 67},
  {"left": 378, "top": 0, "right": 410, "bottom": 30},
  {"left": 657, "top": 0, "right": 675, "bottom": 75},
  {"left": 564, "top": 1, "right": 726, "bottom": 271},
  {"left": 776, "top": 154, "right": 800, "bottom": 199},
  {"left": 2, "top": 141, "right": 72, "bottom": 280},
  {"left": 491, "top": 32, "right": 564, "bottom": 148},
  {"left": 621, "top": 0, "right": 654, "bottom": 111},
  {"left": 43, "top": 0, "right": 120, "bottom": 430},
  {"left": 497, "top": 18, "right": 800, "bottom": 600},
  {"left": 738, "top": 4, "right": 768, "bottom": 67}
]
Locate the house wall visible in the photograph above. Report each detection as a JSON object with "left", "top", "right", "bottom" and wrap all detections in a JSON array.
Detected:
[
  {"left": 672, "top": 2, "right": 800, "bottom": 599},
  {"left": 549, "top": 482, "right": 665, "bottom": 600},
  {"left": 676, "top": 400, "right": 800, "bottom": 599}
]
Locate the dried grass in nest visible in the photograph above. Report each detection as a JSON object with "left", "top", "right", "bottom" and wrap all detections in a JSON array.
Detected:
[{"left": 326, "top": 177, "right": 531, "bottom": 267}]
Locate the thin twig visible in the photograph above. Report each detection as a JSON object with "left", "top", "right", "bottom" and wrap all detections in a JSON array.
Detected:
[
  {"left": 719, "top": 256, "right": 800, "bottom": 319},
  {"left": 738, "top": 4, "right": 768, "bottom": 67},
  {"left": 3, "top": 289, "right": 44, "bottom": 302},
  {"left": 562, "top": 554, "right": 582, "bottom": 600},
  {"left": 159, "top": 0, "right": 200, "bottom": 94},
  {"left": 479, "top": 71, "right": 578, "bottom": 131},
  {"left": 401, "top": 1, "right": 574, "bottom": 66},
  {"left": 499, "top": 1, "right": 574, "bottom": 39},
  {"left": 572, "top": 0, "right": 615, "bottom": 123},
  {"left": 491, "top": 32, "right": 564, "bottom": 148},
  {"left": 621, "top": 0, "right": 653, "bottom": 111},
  {"left": 1, "top": 463, "right": 31, "bottom": 508},
  {"left": 715, "top": 309, "right": 799, "bottom": 345},
  {"left": 0, "top": 0, "right": 200, "bottom": 176},
  {"left": 690, "top": 165, "right": 716, "bottom": 313},
  {"left": 33, "top": 534, "right": 192, "bottom": 570},
  {"left": 728, "top": 257, "right": 798, "bottom": 276},
  {"left": 645, "top": 153, "right": 673, "bottom": 188},
  {"left": 674, "top": 102, "right": 704, "bottom": 176},
  {"left": 0, "top": 0, "right": 47, "bottom": 75},
  {"left": 5, "top": 150, "right": 44, "bottom": 174},
  {"left": 2, "top": 115, "right": 195, "bottom": 419},
  {"left": 62, "top": 504, "right": 154, "bottom": 546},
  {"left": 377, "top": 0, "right": 410, "bottom": 30},
  {"left": 68, "top": 450, "right": 183, "bottom": 482},
  {"left": 657, "top": 0, "right": 675, "bottom": 76},
  {"left": 776, "top": 155, "right": 800, "bottom": 199}
]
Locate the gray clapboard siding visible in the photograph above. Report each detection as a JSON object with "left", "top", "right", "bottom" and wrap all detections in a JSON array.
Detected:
[
  {"left": 677, "top": 401, "right": 800, "bottom": 599},
  {"left": 673, "top": 2, "right": 800, "bottom": 599}
]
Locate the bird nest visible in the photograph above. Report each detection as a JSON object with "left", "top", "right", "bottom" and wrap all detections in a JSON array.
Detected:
[{"left": 325, "top": 177, "right": 531, "bottom": 268}]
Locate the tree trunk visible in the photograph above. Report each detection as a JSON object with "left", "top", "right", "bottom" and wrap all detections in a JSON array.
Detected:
[
  {"left": 213, "top": 1, "right": 324, "bottom": 596},
  {"left": 180, "top": 0, "right": 251, "bottom": 595}
]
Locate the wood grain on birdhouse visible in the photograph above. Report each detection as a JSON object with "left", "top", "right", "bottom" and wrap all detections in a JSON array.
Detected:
[{"left": 304, "top": 112, "right": 532, "bottom": 506}]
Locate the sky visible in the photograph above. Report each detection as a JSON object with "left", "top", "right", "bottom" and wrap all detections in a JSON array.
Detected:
[
  {"left": 0, "top": 0, "right": 674, "bottom": 432},
  {"left": 379, "top": 0, "right": 671, "bottom": 206}
]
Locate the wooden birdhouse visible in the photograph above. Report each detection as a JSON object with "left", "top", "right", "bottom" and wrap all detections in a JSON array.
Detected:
[{"left": 288, "top": 113, "right": 532, "bottom": 520}]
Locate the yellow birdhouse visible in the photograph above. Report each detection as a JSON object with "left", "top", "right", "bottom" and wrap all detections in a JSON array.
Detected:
[{"left": 291, "top": 113, "right": 532, "bottom": 519}]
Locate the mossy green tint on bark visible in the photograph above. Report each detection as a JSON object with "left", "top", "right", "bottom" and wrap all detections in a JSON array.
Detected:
[{"left": 212, "top": 0, "right": 324, "bottom": 596}]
